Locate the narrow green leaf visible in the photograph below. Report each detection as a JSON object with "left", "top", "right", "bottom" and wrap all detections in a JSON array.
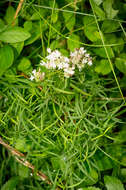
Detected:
[{"left": 81, "top": 187, "right": 101, "bottom": 190}]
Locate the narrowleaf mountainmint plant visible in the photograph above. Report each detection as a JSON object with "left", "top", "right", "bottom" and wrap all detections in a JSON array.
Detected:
[{"left": 30, "top": 47, "right": 92, "bottom": 81}]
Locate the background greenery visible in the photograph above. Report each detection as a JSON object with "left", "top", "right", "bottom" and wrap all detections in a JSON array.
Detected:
[{"left": 0, "top": 0, "right": 126, "bottom": 189}]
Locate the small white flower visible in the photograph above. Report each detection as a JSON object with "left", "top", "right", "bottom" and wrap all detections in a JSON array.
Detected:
[
  {"left": 32, "top": 69, "right": 36, "bottom": 75},
  {"left": 47, "top": 48, "right": 51, "bottom": 53},
  {"left": 46, "top": 54, "right": 54, "bottom": 60},
  {"left": 54, "top": 50, "right": 61, "bottom": 58},
  {"left": 82, "top": 58, "right": 88, "bottom": 64},
  {"left": 57, "top": 62, "right": 63, "bottom": 69},
  {"left": 38, "top": 47, "right": 93, "bottom": 79},
  {"left": 63, "top": 62, "right": 69, "bottom": 69},
  {"left": 64, "top": 67, "right": 75, "bottom": 78},
  {"left": 50, "top": 61, "right": 57, "bottom": 69},
  {"left": 79, "top": 47, "right": 86, "bottom": 54},
  {"left": 88, "top": 60, "right": 92, "bottom": 66},
  {"left": 29, "top": 75, "right": 35, "bottom": 81},
  {"left": 85, "top": 53, "right": 90, "bottom": 58},
  {"left": 70, "top": 51, "right": 77, "bottom": 57}
]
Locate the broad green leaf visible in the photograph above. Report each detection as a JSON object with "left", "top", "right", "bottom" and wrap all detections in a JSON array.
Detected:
[
  {"left": 93, "top": 0, "right": 103, "bottom": 5},
  {"left": 103, "top": 0, "right": 118, "bottom": 19},
  {"left": 51, "top": 155, "right": 66, "bottom": 172},
  {"left": 113, "top": 38, "right": 124, "bottom": 53},
  {"left": 93, "top": 47, "right": 114, "bottom": 58},
  {"left": 115, "top": 54, "right": 126, "bottom": 74},
  {"left": 63, "top": 12, "right": 75, "bottom": 31},
  {"left": 15, "top": 138, "right": 26, "bottom": 152},
  {"left": 11, "top": 41, "right": 24, "bottom": 58},
  {"left": 104, "top": 176, "right": 124, "bottom": 190},
  {"left": 114, "top": 129, "right": 126, "bottom": 143},
  {"left": 83, "top": 16, "right": 96, "bottom": 26},
  {"left": 24, "top": 30, "right": 40, "bottom": 45},
  {"left": 121, "top": 155, "right": 126, "bottom": 166},
  {"left": 94, "top": 5, "right": 105, "bottom": 19},
  {"left": 17, "top": 57, "right": 31, "bottom": 71},
  {"left": 84, "top": 25, "right": 101, "bottom": 42},
  {"left": 24, "top": 21, "right": 32, "bottom": 32},
  {"left": 25, "top": 21, "right": 47, "bottom": 45},
  {"left": 15, "top": 138, "right": 30, "bottom": 152},
  {"left": 1, "top": 177, "right": 19, "bottom": 190},
  {"left": 104, "top": 34, "right": 124, "bottom": 53},
  {"left": 30, "top": 9, "right": 47, "bottom": 21},
  {"left": 65, "top": 0, "right": 79, "bottom": 9},
  {"left": 50, "top": 40, "right": 59, "bottom": 50},
  {"left": 51, "top": 11, "right": 58, "bottom": 23},
  {"left": 120, "top": 168, "right": 126, "bottom": 182},
  {"left": 4, "top": 6, "right": 18, "bottom": 25},
  {"left": 0, "top": 27, "right": 31, "bottom": 43},
  {"left": 83, "top": 17, "right": 99, "bottom": 42},
  {"left": 30, "top": 12, "right": 40, "bottom": 20},
  {"left": 83, "top": 16, "right": 102, "bottom": 42},
  {"left": 67, "top": 34, "right": 80, "bottom": 51},
  {"left": 95, "top": 59, "right": 111, "bottom": 75},
  {"left": 0, "top": 19, "right": 5, "bottom": 32},
  {"left": 93, "top": 150, "right": 113, "bottom": 171},
  {"left": 84, "top": 169, "right": 98, "bottom": 186},
  {"left": 49, "top": 1, "right": 59, "bottom": 23},
  {"left": 0, "top": 45, "right": 14, "bottom": 76},
  {"left": 49, "top": 21, "right": 61, "bottom": 39},
  {"left": 90, "top": 0, "right": 105, "bottom": 19},
  {"left": 102, "top": 20, "right": 120, "bottom": 33},
  {"left": 60, "top": 49, "right": 69, "bottom": 57}
]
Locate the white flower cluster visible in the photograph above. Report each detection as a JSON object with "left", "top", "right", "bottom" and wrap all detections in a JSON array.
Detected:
[
  {"left": 30, "top": 68, "right": 45, "bottom": 82},
  {"left": 40, "top": 47, "right": 92, "bottom": 78}
]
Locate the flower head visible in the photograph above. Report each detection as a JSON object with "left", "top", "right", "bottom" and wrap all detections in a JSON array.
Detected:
[{"left": 39, "top": 47, "right": 93, "bottom": 79}]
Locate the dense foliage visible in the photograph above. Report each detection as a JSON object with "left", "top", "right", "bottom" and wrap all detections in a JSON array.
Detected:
[{"left": 0, "top": 0, "right": 126, "bottom": 189}]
